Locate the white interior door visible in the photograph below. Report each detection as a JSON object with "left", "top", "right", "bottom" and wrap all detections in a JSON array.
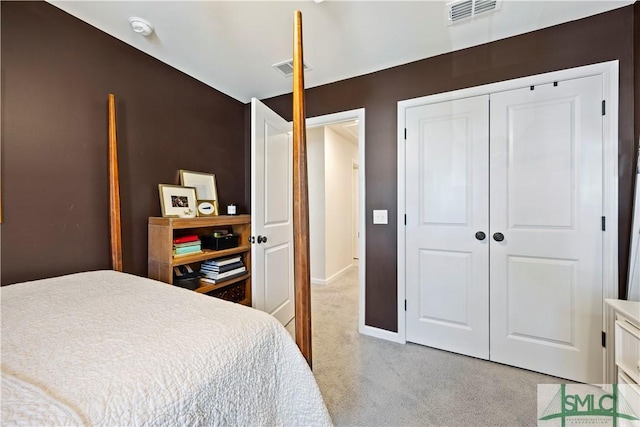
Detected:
[
  {"left": 251, "top": 98, "right": 295, "bottom": 326},
  {"left": 405, "top": 95, "right": 490, "bottom": 359},
  {"left": 489, "top": 76, "right": 604, "bottom": 383}
]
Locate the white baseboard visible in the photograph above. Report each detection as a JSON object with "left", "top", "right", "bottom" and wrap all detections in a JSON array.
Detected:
[{"left": 311, "top": 263, "right": 354, "bottom": 286}]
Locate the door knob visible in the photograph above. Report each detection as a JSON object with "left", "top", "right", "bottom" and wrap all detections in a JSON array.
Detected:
[
  {"left": 257, "top": 235, "right": 268, "bottom": 244},
  {"left": 248, "top": 236, "right": 255, "bottom": 244},
  {"left": 493, "top": 232, "right": 505, "bottom": 242},
  {"left": 475, "top": 231, "right": 486, "bottom": 241}
]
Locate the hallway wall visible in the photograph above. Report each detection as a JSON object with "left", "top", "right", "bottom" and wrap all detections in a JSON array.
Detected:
[{"left": 308, "top": 126, "right": 358, "bottom": 284}]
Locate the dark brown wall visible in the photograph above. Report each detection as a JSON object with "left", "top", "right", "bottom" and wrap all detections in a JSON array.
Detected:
[
  {"left": 264, "top": 6, "right": 637, "bottom": 330},
  {"left": 1, "top": 2, "right": 246, "bottom": 285}
]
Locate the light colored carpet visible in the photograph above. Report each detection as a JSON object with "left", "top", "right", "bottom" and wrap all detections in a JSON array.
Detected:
[{"left": 300, "top": 264, "right": 567, "bottom": 426}]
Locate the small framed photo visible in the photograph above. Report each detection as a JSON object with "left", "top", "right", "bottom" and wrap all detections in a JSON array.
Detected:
[
  {"left": 158, "top": 184, "right": 197, "bottom": 217},
  {"left": 179, "top": 170, "right": 218, "bottom": 202},
  {"left": 196, "top": 200, "right": 219, "bottom": 217}
]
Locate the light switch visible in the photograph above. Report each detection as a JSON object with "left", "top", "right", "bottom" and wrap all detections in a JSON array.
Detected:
[{"left": 373, "top": 209, "right": 388, "bottom": 225}]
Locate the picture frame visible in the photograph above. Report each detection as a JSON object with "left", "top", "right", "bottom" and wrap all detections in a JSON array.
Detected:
[
  {"left": 158, "top": 184, "right": 197, "bottom": 218},
  {"left": 179, "top": 170, "right": 218, "bottom": 202},
  {"left": 196, "top": 200, "right": 219, "bottom": 217}
]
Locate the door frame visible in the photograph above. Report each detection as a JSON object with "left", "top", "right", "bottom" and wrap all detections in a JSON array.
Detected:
[
  {"left": 396, "top": 61, "right": 619, "bottom": 381},
  {"left": 306, "top": 108, "right": 368, "bottom": 336}
]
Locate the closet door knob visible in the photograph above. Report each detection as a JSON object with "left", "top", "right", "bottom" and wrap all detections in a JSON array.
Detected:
[
  {"left": 475, "top": 231, "right": 486, "bottom": 241},
  {"left": 257, "top": 235, "right": 268, "bottom": 244},
  {"left": 493, "top": 232, "right": 505, "bottom": 242}
]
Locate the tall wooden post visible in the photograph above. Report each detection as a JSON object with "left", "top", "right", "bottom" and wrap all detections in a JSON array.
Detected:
[
  {"left": 108, "top": 94, "right": 123, "bottom": 272},
  {"left": 292, "top": 10, "right": 312, "bottom": 367}
]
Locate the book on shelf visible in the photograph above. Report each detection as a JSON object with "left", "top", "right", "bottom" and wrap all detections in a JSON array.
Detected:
[
  {"left": 173, "top": 240, "right": 202, "bottom": 248},
  {"left": 173, "top": 250, "right": 203, "bottom": 258},
  {"left": 173, "top": 234, "right": 199, "bottom": 244},
  {"left": 201, "top": 256, "right": 242, "bottom": 267},
  {"left": 200, "top": 270, "right": 247, "bottom": 285},
  {"left": 199, "top": 261, "right": 244, "bottom": 273},
  {"left": 200, "top": 266, "right": 246, "bottom": 280},
  {"left": 174, "top": 244, "right": 202, "bottom": 255}
]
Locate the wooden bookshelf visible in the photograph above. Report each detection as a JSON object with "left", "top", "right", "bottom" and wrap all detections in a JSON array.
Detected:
[{"left": 148, "top": 215, "right": 252, "bottom": 306}]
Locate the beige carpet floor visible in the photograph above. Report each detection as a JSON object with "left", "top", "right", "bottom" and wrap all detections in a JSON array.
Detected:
[{"left": 294, "top": 264, "right": 568, "bottom": 426}]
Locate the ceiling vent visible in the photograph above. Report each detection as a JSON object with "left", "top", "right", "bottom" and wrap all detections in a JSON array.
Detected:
[
  {"left": 272, "top": 59, "right": 311, "bottom": 77},
  {"left": 447, "top": 0, "right": 500, "bottom": 24}
]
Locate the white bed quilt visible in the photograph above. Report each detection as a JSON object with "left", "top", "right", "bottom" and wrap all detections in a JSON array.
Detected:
[{"left": 1, "top": 271, "right": 332, "bottom": 426}]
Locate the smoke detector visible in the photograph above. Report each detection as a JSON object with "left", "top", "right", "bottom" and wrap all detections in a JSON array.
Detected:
[
  {"left": 446, "top": 0, "right": 500, "bottom": 24},
  {"left": 129, "top": 17, "right": 154, "bottom": 37},
  {"left": 272, "top": 59, "right": 312, "bottom": 77}
]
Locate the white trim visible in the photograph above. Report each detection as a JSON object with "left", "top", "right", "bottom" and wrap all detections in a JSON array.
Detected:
[
  {"left": 311, "top": 262, "right": 355, "bottom": 286},
  {"left": 397, "top": 61, "right": 619, "bottom": 365},
  {"left": 306, "top": 109, "right": 369, "bottom": 338},
  {"left": 396, "top": 103, "right": 408, "bottom": 344},
  {"left": 602, "top": 62, "right": 620, "bottom": 385}
]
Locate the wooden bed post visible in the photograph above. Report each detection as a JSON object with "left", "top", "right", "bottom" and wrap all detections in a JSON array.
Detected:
[
  {"left": 108, "top": 94, "right": 123, "bottom": 272},
  {"left": 292, "top": 10, "right": 312, "bottom": 367}
]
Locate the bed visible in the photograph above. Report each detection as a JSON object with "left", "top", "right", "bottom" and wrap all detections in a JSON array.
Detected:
[
  {"left": 1, "top": 11, "right": 327, "bottom": 426},
  {"left": 1, "top": 271, "right": 329, "bottom": 425}
]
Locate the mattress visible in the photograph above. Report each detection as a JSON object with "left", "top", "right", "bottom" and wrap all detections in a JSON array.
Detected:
[{"left": 1, "top": 270, "right": 332, "bottom": 426}]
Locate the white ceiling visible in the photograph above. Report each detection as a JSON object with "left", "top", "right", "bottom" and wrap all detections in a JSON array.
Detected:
[{"left": 48, "top": 1, "right": 633, "bottom": 103}]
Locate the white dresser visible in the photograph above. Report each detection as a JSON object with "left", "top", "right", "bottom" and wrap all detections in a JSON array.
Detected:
[{"left": 605, "top": 299, "right": 640, "bottom": 421}]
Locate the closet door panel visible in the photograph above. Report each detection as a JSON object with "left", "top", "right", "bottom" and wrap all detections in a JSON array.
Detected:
[
  {"left": 489, "top": 76, "right": 604, "bottom": 383},
  {"left": 405, "top": 95, "right": 490, "bottom": 359},
  {"left": 506, "top": 99, "right": 574, "bottom": 228}
]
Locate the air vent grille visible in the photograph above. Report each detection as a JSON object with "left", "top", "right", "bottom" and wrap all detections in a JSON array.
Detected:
[
  {"left": 272, "top": 59, "right": 311, "bottom": 77},
  {"left": 474, "top": 0, "right": 497, "bottom": 14},
  {"left": 447, "top": 0, "right": 500, "bottom": 24},
  {"left": 450, "top": 0, "right": 473, "bottom": 21}
]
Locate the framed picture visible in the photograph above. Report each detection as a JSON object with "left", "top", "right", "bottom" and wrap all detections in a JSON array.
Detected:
[
  {"left": 196, "top": 200, "right": 218, "bottom": 217},
  {"left": 179, "top": 170, "right": 218, "bottom": 202},
  {"left": 158, "top": 184, "right": 197, "bottom": 217}
]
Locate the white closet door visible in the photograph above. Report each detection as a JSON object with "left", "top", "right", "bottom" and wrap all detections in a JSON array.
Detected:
[
  {"left": 405, "top": 95, "right": 490, "bottom": 359},
  {"left": 489, "top": 76, "right": 604, "bottom": 383}
]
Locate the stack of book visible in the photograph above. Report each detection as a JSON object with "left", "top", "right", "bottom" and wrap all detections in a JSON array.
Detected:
[
  {"left": 200, "top": 256, "right": 246, "bottom": 284},
  {"left": 173, "top": 235, "right": 203, "bottom": 257}
]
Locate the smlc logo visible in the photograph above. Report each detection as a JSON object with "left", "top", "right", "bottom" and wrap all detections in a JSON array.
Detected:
[{"left": 538, "top": 384, "right": 639, "bottom": 426}]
